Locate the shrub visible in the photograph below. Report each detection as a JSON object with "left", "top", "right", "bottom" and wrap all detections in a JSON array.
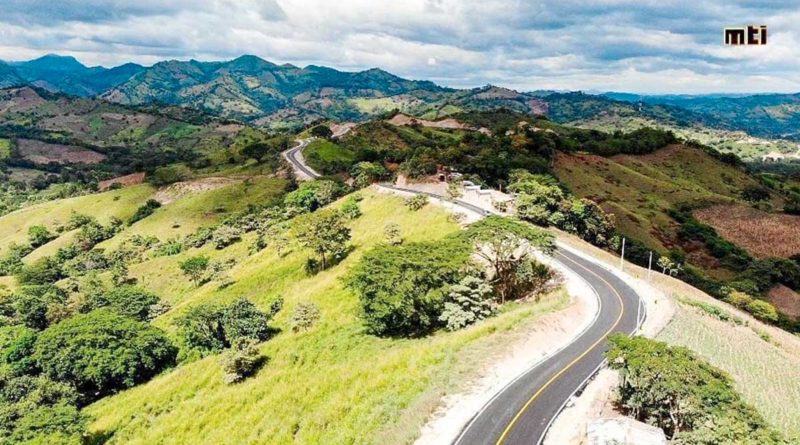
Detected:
[
  {"left": 346, "top": 238, "right": 471, "bottom": 337},
  {"left": 154, "top": 238, "right": 184, "bottom": 257},
  {"left": 404, "top": 194, "right": 428, "bottom": 211},
  {"left": 446, "top": 182, "right": 463, "bottom": 200},
  {"left": 310, "top": 124, "right": 333, "bottom": 138},
  {"left": 384, "top": 223, "right": 403, "bottom": 245},
  {"left": 220, "top": 338, "right": 264, "bottom": 384},
  {"left": 290, "top": 302, "right": 321, "bottom": 333},
  {"left": 724, "top": 290, "right": 753, "bottom": 309},
  {"left": 176, "top": 298, "right": 275, "bottom": 355},
  {"left": 440, "top": 276, "right": 497, "bottom": 331},
  {"left": 212, "top": 225, "right": 243, "bottom": 249},
  {"left": 746, "top": 299, "right": 779, "bottom": 323},
  {"left": 128, "top": 199, "right": 162, "bottom": 225},
  {"left": 185, "top": 226, "right": 215, "bottom": 248},
  {"left": 283, "top": 180, "right": 343, "bottom": 213},
  {"left": 64, "top": 212, "right": 95, "bottom": 231},
  {"left": 150, "top": 165, "right": 190, "bottom": 186},
  {"left": 15, "top": 257, "right": 63, "bottom": 286},
  {"left": 0, "top": 242, "right": 34, "bottom": 276},
  {"left": 341, "top": 196, "right": 362, "bottom": 219},
  {"left": 27, "top": 225, "right": 55, "bottom": 248},
  {"left": 351, "top": 162, "right": 388, "bottom": 188},
  {"left": 33, "top": 309, "right": 177, "bottom": 401}
]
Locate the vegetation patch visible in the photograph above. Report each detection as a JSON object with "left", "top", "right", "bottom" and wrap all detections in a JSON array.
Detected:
[{"left": 694, "top": 204, "right": 800, "bottom": 259}]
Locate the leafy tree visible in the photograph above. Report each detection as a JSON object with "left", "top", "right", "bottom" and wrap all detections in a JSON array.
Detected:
[
  {"left": 128, "top": 199, "right": 162, "bottom": 225},
  {"left": 439, "top": 276, "right": 496, "bottom": 331},
  {"left": 283, "top": 180, "right": 343, "bottom": 213},
  {"left": 0, "top": 242, "right": 33, "bottom": 276},
  {"left": 446, "top": 181, "right": 463, "bottom": 200},
  {"left": 180, "top": 256, "right": 210, "bottom": 287},
  {"left": 82, "top": 286, "right": 161, "bottom": 321},
  {"left": 607, "top": 335, "right": 787, "bottom": 444},
  {"left": 310, "top": 124, "right": 333, "bottom": 139},
  {"left": 351, "top": 162, "right": 388, "bottom": 188},
  {"left": 241, "top": 142, "right": 273, "bottom": 162},
  {"left": 1, "top": 325, "right": 38, "bottom": 374},
  {"left": 150, "top": 165, "right": 190, "bottom": 186},
  {"left": 12, "top": 286, "right": 67, "bottom": 330},
  {"left": 33, "top": 309, "right": 177, "bottom": 401},
  {"left": 463, "top": 216, "right": 554, "bottom": 302},
  {"left": 294, "top": 209, "right": 351, "bottom": 270},
  {"left": 220, "top": 338, "right": 264, "bottom": 384},
  {"left": 346, "top": 238, "right": 471, "bottom": 337},
  {"left": 176, "top": 298, "right": 275, "bottom": 355},
  {"left": 15, "top": 257, "right": 63, "bottom": 286},
  {"left": 27, "top": 225, "right": 55, "bottom": 248},
  {"left": 290, "top": 302, "right": 321, "bottom": 333}
]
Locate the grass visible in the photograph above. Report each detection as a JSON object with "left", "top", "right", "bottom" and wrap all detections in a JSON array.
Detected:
[
  {"left": 303, "top": 139, "right": 356, "bottom": 174},
  {"left": 0, "top": 184, "right": 156, "bottom": 257},
  {"left": 658, "top": 300, "right": 800, "bottom": 439},
  {"left": 694, "top": 204, "right": 800, "bottom": 259},
  {"left": 85, "top": 189, "right": 570, "bottom": 445},
  {"left": 349, "top": 97, "right": 405, "bottom": 114}
]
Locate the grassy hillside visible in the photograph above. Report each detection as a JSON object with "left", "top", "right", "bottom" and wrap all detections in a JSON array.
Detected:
[
  {"left": 303, "top": 139, "right": 356, "bottom": 175},
  {"left": 84, "top": 189, "right": 569, "bottom": 444}
]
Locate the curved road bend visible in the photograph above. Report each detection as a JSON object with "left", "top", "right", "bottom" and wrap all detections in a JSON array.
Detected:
[
  {"left": 282, "top": 138, "right": 319, "bottom": 180},
  {"left": 454, "top": 248, "right": 641, "bottom": 445},
  {"left": 282, "top": 138, "right": 644, "bottom": 444}
]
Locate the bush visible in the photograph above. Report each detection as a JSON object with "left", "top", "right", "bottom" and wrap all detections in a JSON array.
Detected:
[
  {"left": 290, "top": 302, "right": 321, "bottom": 333},
  {"left": 0, "top": 242, "right": 34, "bottom": 275},
  {"left": 154, "top": 238, "right": 184, "bottom": 257},
  {"left": 185, "top": 226, "right": 215, "bottom": 248},
  {"left": 404, "top": 194, "right": 428, "bottom": 211},
  {"left": 220, "top": 338, "right": 264, "bottom": 384},
  {"left": 34, "top": 309, "right": 177, "bottom": 401},
  {"left": 27, "top": 225, "right": 55, "bottom": 248},
  {"left": 64, "top": 212, "right": 95, "bottom": 231},
  {"left": 128, "top": 199, "right": 162, "bottom": 225},
  {"left": 384, "top": 223, "right": 403, "bottom": 245},
  {"left": 176, "top": 298, "right": 275, "bottom": 355},
  {"left": 15, "top": 257, "right": 63, "bottom": 286},
  {"left": 212, "top": 225, "right": 243, "bottom": 249},
  {"left": 341, "top": 196, "right": 362, "bottom": 219},
  {"left": 440, "top": 276, "right": 497, "bottom": 331},
  {"left": 746, "top": 299, "right": 779, "bottom": 323},
  {"left": 283, "top": 180, "right": 344, "bottom": 213},
  {"left": 310, "top": 124, "right": 333, "bottom": 138},
  {"left": 150, "top": 165, "right": 190, "bottom": 186},
  {"left": 346, "top": 238, "right": 471, "bottom": 337}
]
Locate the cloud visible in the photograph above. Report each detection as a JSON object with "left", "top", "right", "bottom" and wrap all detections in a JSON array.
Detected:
[{"left": 0, "top": 0, "right": 798, "bottom": 93}]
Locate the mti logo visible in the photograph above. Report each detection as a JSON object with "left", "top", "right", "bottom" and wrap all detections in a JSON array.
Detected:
[{"left": 724, "top": 25, "right": 767, "bottom": 45}]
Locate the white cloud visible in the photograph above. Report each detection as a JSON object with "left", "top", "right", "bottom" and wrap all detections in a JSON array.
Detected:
[{"left": 0, "top": 0, "right": 798, "bottom": 93}]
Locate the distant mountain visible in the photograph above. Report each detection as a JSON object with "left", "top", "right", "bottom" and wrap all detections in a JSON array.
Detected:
[
  {"left": 0, "top": 62, "right": 23, "bottom": 88},
  {"left": 605, "top": 92, "right": 800, "bottom": 140}
]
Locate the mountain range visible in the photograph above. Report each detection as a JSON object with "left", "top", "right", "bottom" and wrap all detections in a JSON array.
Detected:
[{"left": 2, "top": 54, "right": 800, "bottom": 140}]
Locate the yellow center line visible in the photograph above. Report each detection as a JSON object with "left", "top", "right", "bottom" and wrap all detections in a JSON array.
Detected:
[{"left": 494, "top": 252, "right": 627, "bottom": 445}]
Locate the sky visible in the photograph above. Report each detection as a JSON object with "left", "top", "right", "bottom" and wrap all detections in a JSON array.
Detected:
[{"left": 1, "top": 0, "right": 799, "bottom": 94}]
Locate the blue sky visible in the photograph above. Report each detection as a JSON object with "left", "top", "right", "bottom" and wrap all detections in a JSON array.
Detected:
[{"left": 1, "top": 0, "right": 798, "bottom": 94}]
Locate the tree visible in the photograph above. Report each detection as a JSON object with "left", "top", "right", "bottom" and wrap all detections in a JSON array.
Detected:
[
  {"left": 463, "top": 216, "right": 555, "bottom": 303},
  {"left": 33, "top": 309, "right": 177, "bottom": 401},
  {"left": 310, "top": 124, "right": 333, "bottom": 139},
  {"left": 294, "top": 209, "right": 351, "bottom": 270},
  {"left": 440, "top": 276, "right": 496, "bottom": 331},
  {"left": 82, "top": 286, "right": 161, "bottom": 321},
  {"left": 27, "top": 225, "right": 55, "bottom": 248},
  {"left": 351, "top": 162, "right": 388, "bottom": 188},
  {"left": 346, "top": 238, "right": 471, "bottom": 337},
  {"left": 290, "top": 302, "right": 321, "bottom": 332},
  {"left": 15, "top": 257, "right": 63, "bottom": 286},
  {"left": 180, "top": 256, "right": 210, "bottom": 287},
  {"left": 176, "top": 298, "right": 275, "bottom": 355},
  {"left": 341, "top": 196, "right": 362, "bottom": 219},
  {"left": 404, "top": 194, "right": 428, "bottom": 211},
  {"left": 128, "top": 199, "right": 162, "bottom": 225},
  {"left": 446, "top": 181, "right": 463, "bottom": 200},
  {"left": 241, "top": 142, "right": 273, "bottom": 162}
]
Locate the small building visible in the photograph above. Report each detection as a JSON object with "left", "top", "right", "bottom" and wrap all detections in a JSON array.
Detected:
[{"left": 587, "top": 417, "right": 667, "bottom": 445}]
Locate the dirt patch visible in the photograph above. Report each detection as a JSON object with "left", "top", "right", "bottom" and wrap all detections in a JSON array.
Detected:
[
  {"left": 330, "top": 122, "right": 357, "bottom": 138},
  {"left": 694, "top": 204, "right": 800, "bottom": 258},
  {"left": 0, "top": 87, "right": 46, "bottom": 114},
  {"left": 17, "top": 138, "right": 106, "bottom": 164},
  {"left": 154, "top": 177, "right": 238, "bottom": 204},
  {"left": 386, "top": 113, "right": 469, "bottom": 130},
  {"left": 767, "top": 285, "right": 800, "bottom": 319},
  {"left": 99, "top": 172, "right": 146, "bottom": 191}
]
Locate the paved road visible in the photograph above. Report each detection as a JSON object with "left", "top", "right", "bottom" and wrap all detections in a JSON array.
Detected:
[
  {"left": 282, "top": 139, "right": 644, "bottom": 444},
  {"left": 282, "top": 138, "right": 319, "bottom": 180},
  {"left": 454, "top": 247, "right": 642, "bottom": 445}
]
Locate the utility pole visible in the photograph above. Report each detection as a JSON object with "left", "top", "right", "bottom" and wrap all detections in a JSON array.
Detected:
[
  {"left": 647, "top": 251, "right": 653, "bottom": 280},
  {"left": 619, "top": 237, "right": 626, "bottom": 271}
]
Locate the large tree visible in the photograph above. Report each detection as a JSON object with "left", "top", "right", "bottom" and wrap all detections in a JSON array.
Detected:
[
  {"left": 463, "top": 216, "right": 554, "bottom": 303},
  {"left": 294, "top": 209, "right": 351, "bottom": 270}
]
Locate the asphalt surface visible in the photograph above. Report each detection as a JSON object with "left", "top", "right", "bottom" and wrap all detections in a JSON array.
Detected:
[
  {"left": 454, "top": 247, "right": 642, "bottom": 445},
  {"left": 283, "top": 138, "right": 319, "bottom": 179},
  {"left": 282, "top": 139, "right": 644, "bottom": 444}
]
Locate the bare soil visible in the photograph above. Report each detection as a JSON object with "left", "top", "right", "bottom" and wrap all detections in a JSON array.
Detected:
[
  {"left": 694, "top": 204, "right": 800, "bottom": 258},
  {"left": 17, "top": 138, "right": 106, "bottom": 164}
]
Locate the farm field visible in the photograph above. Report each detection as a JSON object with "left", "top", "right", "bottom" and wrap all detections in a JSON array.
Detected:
[
  {"left": 658, "top": 299, "right": 800, "bottom": 439},
  {"left": 694, "top": 204, "right": 800, "bottom": 259},
  {"left": 85, "top": 189, "right": 571, "bottom": 445}
]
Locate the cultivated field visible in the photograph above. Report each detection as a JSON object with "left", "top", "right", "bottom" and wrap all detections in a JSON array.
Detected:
[
  {"left": 17, "top": 138, "right": 106, "bottom": 164},
  {"left": 694, "top": 204, "right": 800, "bottom": 258}
]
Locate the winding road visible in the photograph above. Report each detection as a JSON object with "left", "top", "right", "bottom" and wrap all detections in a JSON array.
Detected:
[{"left": 282, "top": 139, "right": 644, "bottom": 445}]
